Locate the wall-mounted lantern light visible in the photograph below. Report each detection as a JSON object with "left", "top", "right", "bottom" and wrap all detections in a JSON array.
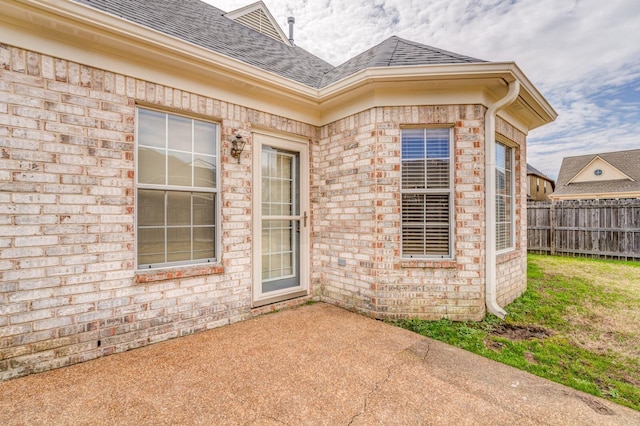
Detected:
[{"left": 231, "top": 133, "right": 246, "bottom": 164}]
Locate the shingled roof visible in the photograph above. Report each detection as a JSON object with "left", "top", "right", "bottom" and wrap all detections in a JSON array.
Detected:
[
  {"left": 527, "top": 163, "right": 554, "bottom": 180},
  {"left": 320, "top": 36, "right": 485, "bottom": 87},
  {"left": 552, "top": 149, "right": 640, "bottom": 199},
  {"left": 72, "top": 0, "right": 486, "bottom": 89},
  {"left": 527, "top": 163, "right": 555, "bottom": 189},
  {"left": 73, "top": 0, "right": 334, "bottom": 88}
]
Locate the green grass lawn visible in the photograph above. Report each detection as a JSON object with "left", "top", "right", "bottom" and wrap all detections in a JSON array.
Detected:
[{"left": 394, "top": 255, "right": 640, "bottom": 411}]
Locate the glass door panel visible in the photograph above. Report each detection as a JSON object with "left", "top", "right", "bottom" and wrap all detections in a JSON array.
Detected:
[{"left": 260, "top": 147, "right": 299, "bottom": 293}]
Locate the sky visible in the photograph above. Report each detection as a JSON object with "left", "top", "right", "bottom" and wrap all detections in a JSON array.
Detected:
[{"left": 208, "top": 0, "right": 640, "bottom": 179}]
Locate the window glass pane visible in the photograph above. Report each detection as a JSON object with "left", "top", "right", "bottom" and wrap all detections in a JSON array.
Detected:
[
  {"left": 496, "top": 142, "right": 513, "bottom": 251},
  {"left": 168, "top": 115, "right": 192, "bottom": 152},
  {"left": 138, "top": 109, "right": 165, "bottom": 148},
  {"left": 496, "top": 195, "right": 506, "bottom": 222},
  {"left": 496, "top": 143, "right": 506, "bottom": 169},
  {"left": 138, "top": 189, "right": 165, "bottom": 226},
  {"left": 278, "top": 153, "right": 292, "bottom": 178},
  {"left": 167, "top": 192, "right": 191, "bottom": 226},
  {"left": 402, "top": 128, "right": 451, "bottom": 190},
  {"left": 193, "top": 227, "right": 215, "bottom": 259},
  {"left": 262, "top": 149, "right": 294, "bottom": 216},
  {"left": 496, "top": 169, "right": 506, "bottom": 194},
  {"left": 138, "top": 228, "right": 165, "bottom": 265},
  {"left": 262, "top": 253, "right": 272, "bottom": 280},
  {"left": 401, "top": 128, "right": 452, "bottom": 258},
  {"left": 137, "top": 107, "right": 218, "bottom": 268},
  {"left": 402, "top": 129, "right": 426, "bottom": 190},
  {"left": 193, "top": 192, "right": 215, "bottom": 226},
  {"left": 194, "top": 121, "right": 217, "bottom": 156},
  {"left": 138, "top": 147, "right": 166, "bottom": 185},
  {"left": 167, "top": 227, "right": 191, "bottom": 262},
  {"left": 426, "top": 159, "right": 449, "bottom": 189},
  {"left": 167, "top": 151, "right": 192, "bottom": 186},
  {"left": 426, "top": 129, "right": 450, "bottom": 188},
  {"left": 426, "top": 128, "right": 450, "bottom": 156},
  {"left": 402, "top": 193, "right": 450, "bottom": 256},
  {"left": 194, "top": 155, "right": 216, "bottom": 188}
]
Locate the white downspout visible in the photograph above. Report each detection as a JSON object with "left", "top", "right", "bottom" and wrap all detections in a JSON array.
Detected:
[{"left": 485, "top": 80, "right": 520, "bottom": 319}]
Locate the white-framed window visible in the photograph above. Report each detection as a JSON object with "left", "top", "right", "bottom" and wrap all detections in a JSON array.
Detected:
[
  {"left": 496, "top": 141, "right": 514, "bottom": 252},
  {"left": 401, "top": 127, "right": 453, "bottom": 258},
  {"left": 135, "top": 107, "right": 219, "bottom": 269}
]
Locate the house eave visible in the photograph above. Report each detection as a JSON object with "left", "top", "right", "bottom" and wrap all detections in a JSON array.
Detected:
[
  {"left": 318, "top": 62, "right": 557, "bottom": 129},
  {"left": 3, "top": 0, "right": 323, "bottom": 122},
  {"left": 4, "top": 0, "right": 557, "bottom": 130}
]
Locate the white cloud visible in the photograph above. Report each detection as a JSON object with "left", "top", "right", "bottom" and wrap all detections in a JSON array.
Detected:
[{"left": 208, "top": 0, "right": 640, "bottom": 179}]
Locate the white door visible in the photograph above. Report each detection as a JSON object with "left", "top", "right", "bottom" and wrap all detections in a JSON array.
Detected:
[{"left": 253, "top": 132, "right": 309, "bottom": 306}]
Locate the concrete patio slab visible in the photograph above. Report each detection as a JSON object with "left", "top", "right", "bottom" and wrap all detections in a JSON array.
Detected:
[{"left": 0, "top": 303, "right": 638, "bottom": 425}]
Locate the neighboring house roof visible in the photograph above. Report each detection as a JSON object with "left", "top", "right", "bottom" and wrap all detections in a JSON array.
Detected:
[
  {"left": 551, "top": 149, "right": 640, "bottom": 199},
  {"left": 72, "top": 0, "right": 486, "bottom": 89},
  {"left": 526, "top": 163, "right": 555, "bottom": 189}
]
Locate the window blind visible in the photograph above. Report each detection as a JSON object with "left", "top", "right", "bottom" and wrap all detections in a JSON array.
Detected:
[
  {"left": 401, "top": 128, "right": 452, "bottom": 258},
  {"left": 496, "top": 142, "right": 513, "bottom": 251}
]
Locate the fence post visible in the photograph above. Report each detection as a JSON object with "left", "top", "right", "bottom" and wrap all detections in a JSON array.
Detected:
[{"left": 550, "top": 201, "right": 556, "bottom": 255}]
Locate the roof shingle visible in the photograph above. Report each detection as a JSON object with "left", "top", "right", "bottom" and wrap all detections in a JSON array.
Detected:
[
  {"left": 72, "top": 0, "right": 487, "bottom": 89},
  {"left": 553, "top": 149, "right": 640, "bottom": 197}
]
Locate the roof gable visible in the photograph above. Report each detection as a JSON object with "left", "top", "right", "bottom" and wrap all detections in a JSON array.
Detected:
[
  {"left": 568, "top": 156, "right": 633, "bottom": 184},
  {"left": 556, "top": 149, "right": 640, "bottom": 187},
  {"left": 225, "top": 1, "right": 290, "bottom": 45},
  {"left": 552, "top": 149, "right": 640, "bottom": 199}
]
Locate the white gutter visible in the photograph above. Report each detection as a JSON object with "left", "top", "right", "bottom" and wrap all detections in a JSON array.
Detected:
[{"left": 484, "top": 80, "right": 520, "bottom": 319}]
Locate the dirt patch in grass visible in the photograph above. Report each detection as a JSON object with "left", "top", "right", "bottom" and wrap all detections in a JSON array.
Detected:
[
  {"left": 565, "top": 304, "right": 640, "bottom": 361},
  {"left": 538, "top": 258, "right": 640, "bottom": 363},
  {"left": 523, "top": 351, "right": 537, "bottom": 364},
  {"left": 491, "top": 324, "right": 552, "bottom": 340},
  {"left": 484, "top": 339, "right": 505, "bottom": 352}
]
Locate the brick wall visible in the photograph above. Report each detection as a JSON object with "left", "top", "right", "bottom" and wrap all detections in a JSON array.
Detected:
[
  {"left": 496, "top": 117, "right": 528, "bottom": 306},
  {"left": 316, "top": 108, "right": 528, "bottom": 321},
  {"left": 0, "top": 45, "right": 317, "bottom": 381},
  {"left": 0, "top": 43, "right": 529, "bottom": 380}
]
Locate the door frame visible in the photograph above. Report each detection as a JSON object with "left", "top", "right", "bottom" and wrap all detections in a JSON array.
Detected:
[{"left": 252, "top": 130, "right": 310, "bottom": 307}]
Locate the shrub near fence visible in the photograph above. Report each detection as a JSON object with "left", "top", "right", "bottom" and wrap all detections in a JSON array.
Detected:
[{"left": 527, "top": 199, "right": 640, "bottom": 260}]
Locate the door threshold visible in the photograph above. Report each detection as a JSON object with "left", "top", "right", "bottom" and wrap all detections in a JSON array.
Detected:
[{"left": 252, "top": 290, "right": 309, "bottom": 308}]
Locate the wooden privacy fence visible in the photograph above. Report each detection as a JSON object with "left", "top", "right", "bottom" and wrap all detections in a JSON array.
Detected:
[{"left": 527, "top": 199, "right": 640, "bottom": 260}]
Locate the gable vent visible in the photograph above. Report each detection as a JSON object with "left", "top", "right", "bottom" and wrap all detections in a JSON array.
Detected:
[
  {"left": 225, "top": 2, "right": 291, "bottom": 45},
  {"left": 236, "top": 9, "right": 281, "bottom": 41}
]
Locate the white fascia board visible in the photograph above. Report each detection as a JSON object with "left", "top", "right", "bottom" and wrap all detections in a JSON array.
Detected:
[{"left": 318, "top": 62, "right": 557, "bottom": 127}]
